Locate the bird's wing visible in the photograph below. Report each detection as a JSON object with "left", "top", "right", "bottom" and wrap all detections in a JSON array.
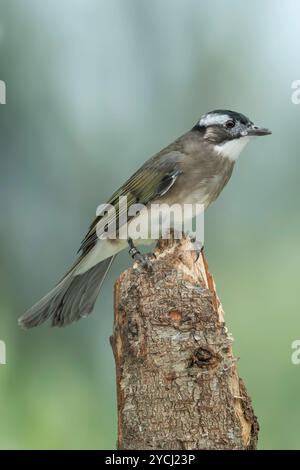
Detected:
[{"left": 78, "top": 151, "right": 184, "bottom": 256}]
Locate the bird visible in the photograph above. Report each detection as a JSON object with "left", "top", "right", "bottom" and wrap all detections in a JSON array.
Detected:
[{"left": 19, "top": 109, "right": 271, "bottom": 328}]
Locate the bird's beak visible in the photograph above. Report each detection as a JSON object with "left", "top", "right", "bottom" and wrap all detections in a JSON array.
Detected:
[{"left": 246, "top": 123, "right": 272, "bottom": 137}]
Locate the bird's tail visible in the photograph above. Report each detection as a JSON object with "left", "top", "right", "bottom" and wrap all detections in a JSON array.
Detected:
[{"left": 18, "top": 256, "right": 114, "bottom": 328}]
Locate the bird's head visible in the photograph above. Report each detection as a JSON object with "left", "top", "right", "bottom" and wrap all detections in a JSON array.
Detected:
[{"left": 193, "top": 109, "right": 271, "bottom": 161}]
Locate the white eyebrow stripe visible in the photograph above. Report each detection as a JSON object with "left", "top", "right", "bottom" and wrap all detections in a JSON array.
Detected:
[{"left": 199, "top": 113, "right": 231, "bottom": 127}]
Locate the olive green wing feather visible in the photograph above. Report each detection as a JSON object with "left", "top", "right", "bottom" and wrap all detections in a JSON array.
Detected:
[{"left": 79, "top": 151, "right": 184, "bottom": 255}]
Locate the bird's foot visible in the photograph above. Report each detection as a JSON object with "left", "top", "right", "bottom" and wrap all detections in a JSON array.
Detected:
[
  {"left": 190, "top": 238, "right": 204, "bottom": 263},
  {"left": 133, "top": 252, "right": 154, "bottom": 271},
  {"left": 128, "top": 238, "right": 154, "bottom": 271},
  {"left": 194, "top": 245, "right": 204, "bottom": 263}
]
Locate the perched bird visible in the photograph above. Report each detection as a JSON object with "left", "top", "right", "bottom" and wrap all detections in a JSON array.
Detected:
[{"left": 19, "top": 109, "right": 271, "bottom": 328}]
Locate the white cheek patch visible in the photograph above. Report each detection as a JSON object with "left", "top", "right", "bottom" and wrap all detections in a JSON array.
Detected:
[{"left": 214, "top": 137, "right": 250, "bottom": 161}]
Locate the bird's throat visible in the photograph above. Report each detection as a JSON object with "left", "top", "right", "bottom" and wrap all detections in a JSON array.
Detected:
[{"left": 214, "top": 137, "right": 250, "bottom": 161}]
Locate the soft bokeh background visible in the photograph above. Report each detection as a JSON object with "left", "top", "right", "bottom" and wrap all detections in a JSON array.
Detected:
[{"left": 0, "top": 0, "right": 299, "bottom": 450}]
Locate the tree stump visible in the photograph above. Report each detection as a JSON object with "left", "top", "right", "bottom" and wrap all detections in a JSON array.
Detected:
[{"left": 111, "top": 236, "right": 259, "bottom": 450}]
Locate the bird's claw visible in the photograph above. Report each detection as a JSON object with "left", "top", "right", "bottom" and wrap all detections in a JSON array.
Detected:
[
  {"left": 128, "top": 238, "right": 154, "bottom": 271},
  {"left": 133, "top": 252, "right": 154, "bottom": 271},
  {"left": 191, "top": 240, "right": 204, "bottom": 263}
]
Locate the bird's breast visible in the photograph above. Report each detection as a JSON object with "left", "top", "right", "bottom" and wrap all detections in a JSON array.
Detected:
[{"left": 174, "top": 154, "right": 235, "bottom": 208}]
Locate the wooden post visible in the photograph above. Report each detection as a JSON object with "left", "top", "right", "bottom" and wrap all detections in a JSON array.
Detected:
[{"left": 111, "top": 236, "right": 259, "bottom": 450}]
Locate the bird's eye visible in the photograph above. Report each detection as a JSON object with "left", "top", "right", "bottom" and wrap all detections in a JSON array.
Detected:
[{"left": 225, "top": 120, "right": 235, "bottom": 129}]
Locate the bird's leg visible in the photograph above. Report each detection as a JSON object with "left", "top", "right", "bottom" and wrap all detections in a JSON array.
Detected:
[{"left": 128, "top": 238, "right": 153, "bottom": 271}]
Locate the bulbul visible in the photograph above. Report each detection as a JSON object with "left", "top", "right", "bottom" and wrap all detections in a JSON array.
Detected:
[{"left": 19, "top": 109, "right": 271, "bottom": 329}]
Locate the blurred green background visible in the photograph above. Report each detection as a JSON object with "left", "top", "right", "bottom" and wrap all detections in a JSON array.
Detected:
[{"left": 0, "top": 0, "right": 299, "bottom": 450}]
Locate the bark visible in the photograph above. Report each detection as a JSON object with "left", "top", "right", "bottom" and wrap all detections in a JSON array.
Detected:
[{"left": 111, "top": 235, "right": 259, "bottom": 450}]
